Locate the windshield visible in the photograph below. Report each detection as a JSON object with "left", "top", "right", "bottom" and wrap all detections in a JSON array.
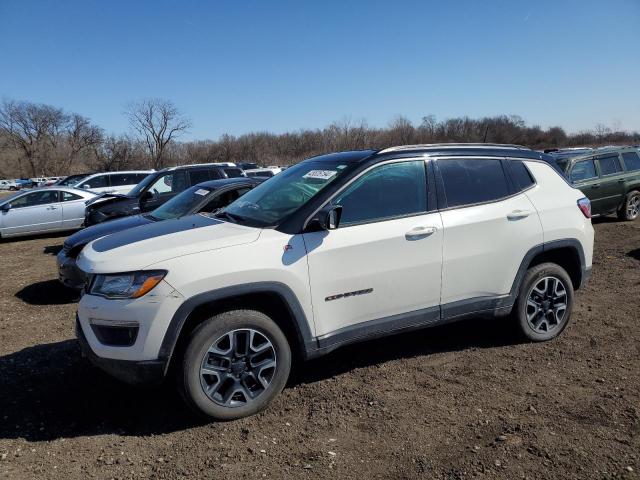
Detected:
[
  {"left": 222, "top": 160, "right": 354, "bottom": 227},
  {"left": 128, "top": 172, "right": 158, "bottom": 197},
  {"left": 150, "top": 185, "right": 213, "bottom": 220},
  {"left": 57, "top": 174, "right": 89, "bottom": 186}
]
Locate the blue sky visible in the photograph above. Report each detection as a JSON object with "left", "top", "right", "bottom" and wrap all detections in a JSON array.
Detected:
[{"left": 1, "top": 0, "right": 639, "bottom": 140}]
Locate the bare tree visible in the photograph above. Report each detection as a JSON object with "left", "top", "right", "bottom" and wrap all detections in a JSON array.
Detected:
[
  {"left": 0, "top": 100, "right": 67, "bottom": 176},
  {"left": 126, "top": 99, "right": 191, "bottom": 169}
]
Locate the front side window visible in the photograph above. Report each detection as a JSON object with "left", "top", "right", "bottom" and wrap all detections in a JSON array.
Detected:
[
  {"left": 570, "top": 159, "right": 597, "bottom": 183},
  {"left": 78, "top": 175, "right": 108, "bottom": 189},
  {"left": 10, "top": 190, "right": 59, "bottom": 208},
  {"left": 598, "top": 155, "right": 622, "bottom": 176},
  {"left": 622, "top": 151, "right": 640, "bottom": 172},
  {"left": 439, "top": 159, "right": 510, "bottom": 207},
  {"left": 333, "top": 161, "right": 427, "bottom": 226},
  {"left": 189, "top": 169, "right": 213, "bottom": 185},
  {"left": 202, "top": 187, "right": 252, "bottom": 213},
  {"left": 148, "top": 170, "right": 187, "bottom": 195},
  {"left": 223, "top": 160, "right": 357, "bottom": 227}
]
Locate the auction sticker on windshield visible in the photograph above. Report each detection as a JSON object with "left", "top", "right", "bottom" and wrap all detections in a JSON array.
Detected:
[{"left": 303, "top": 170, "right": 337, "bottom": 180}]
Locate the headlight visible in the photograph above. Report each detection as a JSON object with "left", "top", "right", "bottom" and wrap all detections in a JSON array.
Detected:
[{"left": 90, "top": 270, "right": 167, "bottom": 299}]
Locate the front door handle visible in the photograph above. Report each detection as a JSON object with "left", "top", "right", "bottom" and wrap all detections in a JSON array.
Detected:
[
  {"left": 405, "top": 226, "right": 437, "bottom": 240},
  {"left": 47, "top": 206, "right": 58, "bottom": 210},
  {"left": 591, "top": 184, "right": 601, "bottom": 189},
  {"left": 507, "top": 209, "right": 531, "bottom": 220}
]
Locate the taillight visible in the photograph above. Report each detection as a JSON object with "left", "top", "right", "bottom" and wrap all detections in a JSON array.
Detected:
[{"left": 577, "top": 197, "right": 591, "bottom": 218}]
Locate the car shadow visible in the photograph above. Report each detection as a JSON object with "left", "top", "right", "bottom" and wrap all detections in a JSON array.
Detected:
[
  {"left": 0, "top": 231, "right": 69, "bottom": 243},
  {"left": 628, "top": 248, "right": 640, "bottom": 261},
  {"left": 43, "top": 244, "right": 63, "bottom": 255},
  {"left": 15, "top": 279, "right": 79, "bottom": 305},
  {"left": 0, "top": 316, "right": 519, "bottom": 441},
  {"left": 290, "top": 316, "right": 520, "bottom": 386}
]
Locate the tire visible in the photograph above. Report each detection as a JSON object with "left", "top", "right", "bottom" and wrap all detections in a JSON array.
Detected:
[
  {"left": 617, "top": 190, "right": 640, "bottom": 221},
  {"left": 178, "top": 309, "right": 291, "bottom": 421},
  {"left": 513, "top": 262, "right": 574, "bottom": 342}
]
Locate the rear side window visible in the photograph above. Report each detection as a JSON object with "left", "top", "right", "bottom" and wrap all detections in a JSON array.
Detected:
[
  {"left": 438, "top": 159, "right": 510, "bottom": 207},
  {"left": 570, "top": 159, "right": 597, "bottom": 183},
  {"left": 110, "top": 173, "right": 141, "bottom": 186},
  {"left": 79, "top": 174, "right": 108, "bottom": 189},
  {"left": 189, "top": 169, "right": 213, "bottom": 185},
  {"left": 224, "top": 168, "right": 244, "bottom": 178},
  {"left": 62, "top": 191, "right": 83, "bottom": 202},
  {"left": 622, "top": 152, "right": 640, "bottom": 172},
  {"left": 598, "top": 155, "right": 622, "bottom": 176},
  {"left": 508, "top": 161, "right": 535, "bottom": 191}
]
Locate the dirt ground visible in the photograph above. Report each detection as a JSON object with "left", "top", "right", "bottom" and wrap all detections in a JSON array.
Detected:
[{"left": 0, "top": 216, "right": 638, "bottom": 479}]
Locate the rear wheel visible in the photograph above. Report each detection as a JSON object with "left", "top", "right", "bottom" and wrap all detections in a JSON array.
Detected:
[
  {"left": 617, "top": 190, "right": 640, "bottom": 221},
  {"left": 514, "top": 263, "right": 574, "bottom": 342},
  {"left": 178, "top": 310, "right": 291, "bottom": 421}
]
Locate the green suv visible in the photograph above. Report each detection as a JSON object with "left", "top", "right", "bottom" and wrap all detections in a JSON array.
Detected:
[{"left": 558, "top": 147, "right": 640, "bottom": 220}]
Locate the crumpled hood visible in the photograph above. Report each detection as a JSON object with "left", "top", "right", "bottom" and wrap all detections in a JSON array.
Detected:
[
  {"left": 77, "top": 214, "right": 261, "bottom": 273},
  {"left": 65, "top": 214, "right": 155, "bottom": 250}
]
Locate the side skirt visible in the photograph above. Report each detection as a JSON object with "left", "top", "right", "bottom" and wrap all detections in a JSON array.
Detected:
[{"left": 308, "top": 296, "right": 513, "bottom": 358}]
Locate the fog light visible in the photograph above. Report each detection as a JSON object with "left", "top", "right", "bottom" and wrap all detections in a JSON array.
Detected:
[{"left": 89, "top": 319, "right": 139, "bottom": 346}]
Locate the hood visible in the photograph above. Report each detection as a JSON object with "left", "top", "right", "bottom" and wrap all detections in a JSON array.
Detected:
[
  {"left": 77, "top": 214, "right": 261, "bottom": 273},
  {"left": 64, "top": 214, "right": 155, "bottom": 250},
  {"left": 86, "top": 192, "right": 133, "bottom": 207}
]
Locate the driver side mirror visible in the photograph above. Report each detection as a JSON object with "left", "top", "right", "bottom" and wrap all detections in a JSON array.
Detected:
[
  {"left": 308, "top": 205, "right": 342, "bottom": 231},
  {"left": 1, "top": 203, "right": 11, "bottom": 212},
  {"left": 82, "top": 184, "right": 90, "bottom": 189},
  {"left": 142, "top": 190, "right": 154, "bottom": 200}
]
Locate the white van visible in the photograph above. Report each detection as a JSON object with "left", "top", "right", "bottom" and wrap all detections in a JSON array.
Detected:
[{"left": 75, "top": 171, "right": 153, "bottom": 195}]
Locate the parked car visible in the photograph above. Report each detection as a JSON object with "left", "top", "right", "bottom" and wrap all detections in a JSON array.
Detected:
[
  {"left": 75, "top": 144, "right": 594, "bottom": 420},
  {"left": 53, "top": 173, "right": 96, "bottom": 187},
  {"left": 244, "top": 167, "right": 281, "bottom": 178},
  {"left": 15, "top": 179, "right": 36, "bottom": 189},
  {"left": 58, "top": 177, "right": 262, "bottom": 289},
  {"left": 29, "top": 177, "right": 48, "bottom": 187},
  {"left": 237, "top": 162, "right": 259, "bottom": 171},
  {"left": 559, "top": 146, "right": 640, "bottom": 220},
  {"left": 74, "top": 171, "right": 153, "bottom": 195},
  {"left": 83, "top": 163, "right": 247, "bottom": 226},
  {"left": 0, "top": 179, "right": 21, "bottom": 191},
  {"left": 0, "top": 187, "right": 97, "bottom": 238}
]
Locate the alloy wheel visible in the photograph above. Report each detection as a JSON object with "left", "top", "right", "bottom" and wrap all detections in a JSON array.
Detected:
[
  {"left": 526, "top": 276, "right": 568, "bottom": 334},
  {"left": 627, "top": 194, "right": 640, "bottom": 219},
  {"left": 199, "top": 328, "right": 277, "bottom": 407}
]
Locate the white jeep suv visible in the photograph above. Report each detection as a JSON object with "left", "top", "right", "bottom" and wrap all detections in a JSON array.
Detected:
[{"left": 76, "top": 144, "right": 594, "bottom": 420}]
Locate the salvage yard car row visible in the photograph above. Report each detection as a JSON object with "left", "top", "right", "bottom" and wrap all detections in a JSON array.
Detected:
[{"left": 2, "top": 144, "right": 637, "bottom": 421}]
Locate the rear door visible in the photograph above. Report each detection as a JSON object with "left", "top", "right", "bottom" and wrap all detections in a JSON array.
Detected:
[
  {"left": 436, "top": 157, "right": 543, "bottom": 313},
  {"left": 60, "top": 190, "right": 88, "bottom": 229},
  {"left": 594, "top": 153, "right": 626, "bottom": 213},
  {"left": 568, "top": 157, "right": 603, "bottom": 213},
  {"left": 0, "top": 190, "right": 62, "bottom": 235}
]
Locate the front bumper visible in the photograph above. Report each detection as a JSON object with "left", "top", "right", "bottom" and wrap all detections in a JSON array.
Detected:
[
  {"left": 76, "top": 318, "right": 166, "bottom": 384},
  {"left": 57, "top": 251, "right": 86, "bottom": 290}
]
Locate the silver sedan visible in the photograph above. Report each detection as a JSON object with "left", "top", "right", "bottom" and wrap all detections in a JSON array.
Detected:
[{"left": 0, "top": 187, "right": 97, "bottom": 238}]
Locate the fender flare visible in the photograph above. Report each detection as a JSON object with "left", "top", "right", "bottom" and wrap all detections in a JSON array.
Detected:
[{"left": 158, "top": 282, "right": 317, "bottom": 367}]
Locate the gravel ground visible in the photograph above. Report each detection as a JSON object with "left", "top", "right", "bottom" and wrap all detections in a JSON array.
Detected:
[{"left": 0, "top": 218, "right": 638, "bottom": 479}]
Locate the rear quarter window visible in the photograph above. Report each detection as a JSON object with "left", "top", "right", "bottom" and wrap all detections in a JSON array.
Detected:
[
  {"left": 438, "top": 159, "right": 510, "bottom": 207},
  {"left": 622, "top": 151, "right": 640, "bottom": 172},
  {"left": 508, "top": 160, "right": 535, "bottom": 191}
]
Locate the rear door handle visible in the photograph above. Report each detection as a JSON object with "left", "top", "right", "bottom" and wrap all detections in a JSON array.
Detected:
[
  {"left": 507, "top": 209, "right": 531, "bottom": 220},
  {"left": 405, "top": 226, "right": 437, "bottom": 240}
]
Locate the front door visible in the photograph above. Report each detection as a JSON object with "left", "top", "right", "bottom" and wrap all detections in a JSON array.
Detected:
[
  {"left": 303, "top": 160, "right": 443, "bottom": 339},
  {"left": 140, "top": 170, "right": 187, "bottom": 212},
  {"left": 1, "top": 190, "right": 63, "bottom": 235}
]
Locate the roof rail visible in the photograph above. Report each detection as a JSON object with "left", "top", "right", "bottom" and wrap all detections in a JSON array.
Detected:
[{"left": 378, "top": 143, "right": 530, "bottom": 154}]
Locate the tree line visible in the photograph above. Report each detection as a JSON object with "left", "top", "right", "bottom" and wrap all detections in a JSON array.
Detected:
[{"left": 1, "top": 98, "right": 638, "bottom": 178}]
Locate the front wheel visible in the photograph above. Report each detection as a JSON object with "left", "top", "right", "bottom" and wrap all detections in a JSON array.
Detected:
[
  {"left": 514, "top": 263, "right": 574, "bottom": 342},
  {"left": 178, "top": 310, "right": 291, "bottom": 421},
  {"left": 617, "top": 190, "right": 640, "bottom": 221}
]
